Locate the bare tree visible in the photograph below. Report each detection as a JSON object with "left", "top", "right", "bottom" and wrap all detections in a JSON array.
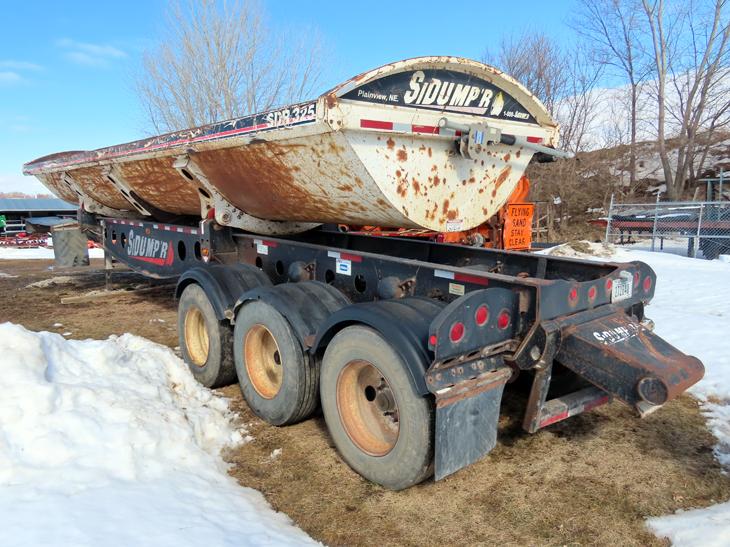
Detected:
[
  {"left": 135, "top": 0, "right": 324, "bottom": 133},
  {"left": 556, "top": 49, "right": 605, "bottom": 153},
  {"left": 574, "top": 0, "right": 651, "bottom": 193},
  {"left": 643, "top": 0, "right": 730, "bottom": 199},
  {"left": 483, "top": 32, "right": 569, "bottom": 117}
]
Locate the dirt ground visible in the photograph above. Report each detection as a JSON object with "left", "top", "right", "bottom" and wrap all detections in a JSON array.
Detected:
[{"left": 2, "top": 258, "right": 729, "bottom": 546}]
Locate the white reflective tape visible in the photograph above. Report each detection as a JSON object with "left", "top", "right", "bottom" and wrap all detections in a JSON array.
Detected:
[
  {"left": 256, "top": 243, "right": 268, "bottom": 255},
  {"left": 434, "top": 269, "right": 455, "bottom": 280},
  {"left": 327, "top": 250, "right": 341, "bottom": 259}
]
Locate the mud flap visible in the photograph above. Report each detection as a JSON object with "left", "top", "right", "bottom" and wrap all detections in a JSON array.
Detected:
[
  {"left": 434, "top": 366, "right": 512, "bottom": 480},
  {"left": 555, "top": 308, "right": 704, "bottom": 414}
]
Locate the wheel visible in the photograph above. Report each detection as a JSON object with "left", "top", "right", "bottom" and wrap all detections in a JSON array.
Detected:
[
  {"left": 320, "top": 325, "right": 433, "bottom": 490},
  {"left": 233, "top": 300, "right": 319, "bottom": 425},
  {"left": 177, "top": 283, "right": 236, "bottom": 388}
]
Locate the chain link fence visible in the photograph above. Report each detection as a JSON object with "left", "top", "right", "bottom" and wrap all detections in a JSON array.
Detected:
[{"left": 604, "top": 197, "right": 730, "bottom": 259}]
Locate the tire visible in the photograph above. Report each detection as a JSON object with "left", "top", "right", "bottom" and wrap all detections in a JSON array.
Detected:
[
  {"left": 233, "top": 300, "right": 319, "bottom": 425},
  {"left": 177, "top": 283, "right": 236, "bottom": 388},
  {"left": 320, "top": 325, "right": 433, "bottom": 490}
]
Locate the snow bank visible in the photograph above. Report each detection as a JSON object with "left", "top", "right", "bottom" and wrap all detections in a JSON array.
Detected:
[
  {"left": 0, "top": 247, "right": 104, "bottom": 260},
  {"left": 544, "top": 242, "right": 730, "bottom": 545},
  {"left": 0, "top": 323, "right": 316, "bottom": 546}
]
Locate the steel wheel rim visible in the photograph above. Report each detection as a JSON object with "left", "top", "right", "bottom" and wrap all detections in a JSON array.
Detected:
[
  {"left": 336, "top": 360, "right": 400, "bottom": 457},
  {"left": 184, "top": 307, "right": 209, "bottom": 367},
  {"left": 244, "top": 324, "right": 283, "bottom": 399}
]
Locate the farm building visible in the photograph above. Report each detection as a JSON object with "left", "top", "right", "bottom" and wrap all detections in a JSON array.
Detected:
[{"left": 0, "top": 198, "right": 77, "bottom": 235}]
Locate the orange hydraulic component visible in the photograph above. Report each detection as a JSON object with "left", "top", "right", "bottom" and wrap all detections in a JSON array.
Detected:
[{"left": 342, "top": 176, "right": 534, "bottom": 250}]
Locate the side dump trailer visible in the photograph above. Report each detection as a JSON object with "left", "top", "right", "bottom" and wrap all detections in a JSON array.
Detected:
[{"left": 24, "top": 57, "right": 703, "bottom": 490}]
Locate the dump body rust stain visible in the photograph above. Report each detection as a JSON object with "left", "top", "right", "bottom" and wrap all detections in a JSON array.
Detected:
[
  {"left": 495, "top": 166, "right": 511, "bottom": 191},
  {"left": 386, "top": 138, "right": 395, "bottom": 150},
  {"left": 397, "top": 149, "right": 408, "bottom": 162},
  {"left": 442, "top": 199, "right": 450, "bottom": 215},
  {"left": 503, "top": 153, "right": 511, "bottom": 162},
  {"left": 412, "top": 179, "right": 421, "bottom": 194}
]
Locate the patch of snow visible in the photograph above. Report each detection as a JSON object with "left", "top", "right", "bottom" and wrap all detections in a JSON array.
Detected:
[
  {"left": 0, "top": 247, "right": 104, "bottom": 260},
  {"left": 270, "top": 448, "right": 283, "bottom": 461},
  {"left": 646, "top": 502, "right": 730, "bottom": 547},
  {"left": 0, "top": 271, "right": 17, "bottom": 278},
  {"left": 52, "top": 322, "right": 63, "bottom": 328},
  {"left": 0, "top": 323, "right": 316, "bottom": 546},
  {"left": 25, "top": 275, "right": 77, "bottom": 288}
]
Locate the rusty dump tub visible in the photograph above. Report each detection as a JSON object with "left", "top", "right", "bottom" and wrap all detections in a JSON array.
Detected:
[{"left": 23, "top": 56, "right": 560, "bottom": 235}]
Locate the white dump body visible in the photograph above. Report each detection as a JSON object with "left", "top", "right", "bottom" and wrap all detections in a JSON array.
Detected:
[{"left": 24, "top": 57, "right": 559, "bottom": 235}]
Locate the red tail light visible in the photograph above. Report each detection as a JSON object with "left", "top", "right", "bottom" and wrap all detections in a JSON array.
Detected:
[
  {"left": 605, "top": 278, "right": 613, "bottom": 293},
  {"left": 643, "top": 276, "right": 653, "bottom": 292},
  {"left": 475, "top": 305, "right": 489, "bottom": 326},
  {"left": 449, "top": 322, "right": 465, "bottom": 342},
  {"left": 588, "top": 286, "right": 597, "bottom": 301},
  {"left": 497, "top": 310, "right": 511, "bottom": 330},
  {"left": 429, "top": 334, "right": 437, "bottom": 347},
  {"left": 569, "top": 287, "right": 578, "bottom": 304}
]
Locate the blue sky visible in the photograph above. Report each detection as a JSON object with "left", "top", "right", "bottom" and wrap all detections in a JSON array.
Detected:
[{"left": 0, "top": 0, "right": 576, "bottom": 194}]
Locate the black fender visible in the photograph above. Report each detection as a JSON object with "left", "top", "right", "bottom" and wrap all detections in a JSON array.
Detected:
[
  {"left": 176, "top": 264, "right": 271, "bottom": 322},
  {"left": 234, "top": 281, "right": 350, "bottom": 346},
  {"left": 311, "top": 297, "right": 446, "bottom": 396}
]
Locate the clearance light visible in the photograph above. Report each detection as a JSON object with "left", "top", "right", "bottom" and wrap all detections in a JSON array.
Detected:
[
  {"left": 588, "top": 286, "right": 597, "bottom": 301},
  {"left": 643, "top": 276, "right": 653, "bottom": 292},
  {"left": 569, "top": 287, "right": 578, "bottom": 304},
  {"left": 449, "top": 322, "right": 465, "bottom": 343},
  {"left": 475, "top": 305, "right": 489, "bottom": 326},
  {"left": 497, "top": 310, "right": 511, "bottom": 330},
  {"left": 605, "top": 278, "right": 613, "bottom": 293},
  {"left": 429, "top": 334, "right": 438, "bottom": 347}
]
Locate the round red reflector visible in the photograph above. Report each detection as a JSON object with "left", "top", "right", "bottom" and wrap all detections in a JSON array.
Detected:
[
  {"left": 633, "top": 271, "right": 640, "bottom": 287},
  {"left": 605, "top": 278, "right": 613, "bottom": 292},
  {"left": 449, "top": 322, "right": 465, "bottom": 342},
  {"left": 569, "top": 287, "right": 578, "bottom": 303},
  {"left": 475, "top": 305, "right": 489, "bottom": 326},
  {"left": 497, "top": 310, "right": 510, "bottom": 330},
  {"left": 588, "top": 286, "right": 597, "bottom": 300},
  {"left": 643, "top": 276, "right": 652, "bottom": 292},
  {"left": 429, "top": 334, "right": 437, "bottom": 347}
]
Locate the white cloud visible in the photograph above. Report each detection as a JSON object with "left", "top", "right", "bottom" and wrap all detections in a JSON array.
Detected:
[
  {"left": 57, "top": 38, "right": 127, "bottom": 68},
  {"left": 0, "top": 60, "right": 42, "bottom": 71},
  {"left": 0, "top": 71, "right": 23, "bottom": 86}
]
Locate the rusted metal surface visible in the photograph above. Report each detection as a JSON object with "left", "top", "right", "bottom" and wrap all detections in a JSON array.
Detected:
[
  {"left": 24, "top": 57, "right": 559, "bottom": 235},
  {"left": 555, "top": 307, "right": 704, "bottom": 412}
]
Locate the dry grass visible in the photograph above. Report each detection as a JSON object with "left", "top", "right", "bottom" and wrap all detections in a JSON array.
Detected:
[
  {"left": 224, "top": 388, "right": 727, "bottom": 546},
  {"left": 2, "top": 259, "right": 728, "bottom": 545}
]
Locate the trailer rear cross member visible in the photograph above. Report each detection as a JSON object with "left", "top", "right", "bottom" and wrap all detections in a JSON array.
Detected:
[{"left": 91, "top": 215, "right": 704, "bottom": 489}]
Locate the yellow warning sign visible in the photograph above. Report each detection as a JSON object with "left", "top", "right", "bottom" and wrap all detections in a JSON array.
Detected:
[{"left": 503, "top": 203, "right": 534, "bottom": 250}]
